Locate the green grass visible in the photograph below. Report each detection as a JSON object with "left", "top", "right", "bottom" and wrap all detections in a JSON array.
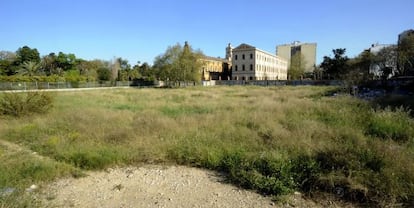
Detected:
[{"left": 0, "top": 86, "right": 413, "bottom": 207}]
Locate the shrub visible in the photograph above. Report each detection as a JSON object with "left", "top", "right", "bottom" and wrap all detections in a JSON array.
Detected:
[
  {"left": 367, "top": 107, "right": 414, "bottom": 142},
  {"left": 0, "top": 92, "right": 54, "bottom": 117}
]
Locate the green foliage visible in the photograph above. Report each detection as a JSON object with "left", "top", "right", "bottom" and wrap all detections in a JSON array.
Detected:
[
  {"left": 0, "top": 92, "right": 54, "bottom": 117},
  {"left": 366, "top": 107, "right": 414, "bottom": 142},
  {"left": 0, "top": 144, "right": 78, "bottom": 208},
  {"left": 64, "top": 147, "right": 122, "bottom": 169},
  {"left": 153, "top": 42, "right": 203, "bottom": 82},
  {"left": 17, "top": 61, "right": 41, "bottom": 76},
  {"left": 288, "top": 53, "right": 306, "bottom": 79},
  {"left": 15, "top": 46, "right": 40, "bottom": 65},
  {"left": 397, "top": 33, "right": 414, "bottom": 76},
  {"left": 0, "top": 87, "right": 413, "bottom": 206},
  {"left": 320, "top": 48, "right": 349, "bottom": 79},
  {"left": 97, "top": 67, "right": 111, "bottom": 81}
]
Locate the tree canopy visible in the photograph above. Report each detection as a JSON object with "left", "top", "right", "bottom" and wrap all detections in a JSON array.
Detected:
[
  {"left": 398, "top": 34, "right": 414, "bottom": 76},
  {"left": 153, "top": 42, "right": 203, "bottom": 82},
  {"left": 288, "top": 53, "right": 306, "bottom": 80},
  {"left": 320, "top": 48, "right": 349, "bottom": 79}
]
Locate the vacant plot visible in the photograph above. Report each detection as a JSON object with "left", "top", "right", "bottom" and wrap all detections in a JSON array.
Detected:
[{"left": 0, "top": 86, "right": 413, "bottom": 207}]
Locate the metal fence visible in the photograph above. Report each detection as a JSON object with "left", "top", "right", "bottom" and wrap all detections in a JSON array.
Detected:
[
  {"left": 0, "top": 81, "right": 133, "bottom": 91},
  {"left": 209, "top": 80, "right": 344, "bottom": 86}
]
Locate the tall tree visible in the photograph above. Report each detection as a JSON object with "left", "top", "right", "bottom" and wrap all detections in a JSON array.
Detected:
[
  {"left": 397, "top": 34, "right": 414, "bottom": 76},
  {"left": 374, "top": 46, "right": 397, "bottom": 79},
  {"left": 0, "top": 51, "right": 16, "bottom": 75},
  {"left": 41, "top": 53, "right": 58, "bottom": 75},
  {"left": 288, "top": 53, "right": 306, "bottom": 79},
  {"left": 56, "top": 52, "right": 77, "bottom": 71},
  {"left": 15, "top": 46, "right": 40, "bottom": 65},
  {"left": 320, "top": 48, "right": 349, "bottom": 79},
  {"left": 153, "top": 42, "right": 203, "bottom": 82}
]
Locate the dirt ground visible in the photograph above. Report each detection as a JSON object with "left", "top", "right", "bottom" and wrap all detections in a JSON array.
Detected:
[{"left": 38, "top": 165, "right": 354, "bottom": 208}]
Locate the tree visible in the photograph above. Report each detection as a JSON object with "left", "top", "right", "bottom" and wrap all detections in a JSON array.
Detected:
[
  {"left": 137, "top": 62, "right": 154, "bottom": 80},
  {"left": 320, "top": 48, "right": 349, "bottom": 79},
  {"left": 153, "top": 42, "right": 203, "bottom": 83},
  {"left": 288, "top": 53, "right": 306, "bottom": 80},
  {"left": 18, "top": 61, "right": 41, "bottom": 76},
  {"left": 41, "top": 53, "right": 58, "bottom": 75},
  {"left": 397, "top": 34, "right": 414, "bottom": 76},
  {"left": 0, "top": 51, "right": 16, "bottom": 75},
  {"left": 15, "top": 46, "right": 40, "bottom": 65},
  {"left": 374, "top": 46, "right": 397, "bottom": 79},
  {"left": 56, "top": 52, "right": 77, "bottom": 71},
  {"left": 97, "top": 67, "right": 111, "bottom": 81}
]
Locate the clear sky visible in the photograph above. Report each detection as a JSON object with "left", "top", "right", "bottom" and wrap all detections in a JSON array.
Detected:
[{"left": 1, "top": 0, "right": 413, "bottom": 65}]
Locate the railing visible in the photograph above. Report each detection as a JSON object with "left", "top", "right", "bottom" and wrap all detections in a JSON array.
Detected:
[
  {"left": 207, "top": 80, "right": 344, "bottom": 86},
  {"left": 0, "top": 81, "right": 133, "bottom": 91}
]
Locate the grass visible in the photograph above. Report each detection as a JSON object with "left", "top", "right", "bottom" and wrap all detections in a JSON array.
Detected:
[{"left": 0, "top": 86, "right": 413, "bottom": 207}]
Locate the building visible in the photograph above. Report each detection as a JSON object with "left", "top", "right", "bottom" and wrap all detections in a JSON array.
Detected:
[
  {"left": 200, "top": 43, "right": 232, "bottom": 80},
  {"left": 276, "top": 41, "right": 317, "bottom": 73},
  {"left": 366, "top": 43, "right": 397, "bottom": 79},
  {"left": 200, "top": 56, "right": 231, "bottom": 80},
  {"left": 231, "top": 43, "right": 288, "bottom": 80}
]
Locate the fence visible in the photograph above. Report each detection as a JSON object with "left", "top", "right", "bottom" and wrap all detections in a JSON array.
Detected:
[
  {"left": 208, "top": 80, "right": 344, "bottom": 86},
  {"left": 0, "top": 81, "right": 133, "bottom": 91}
]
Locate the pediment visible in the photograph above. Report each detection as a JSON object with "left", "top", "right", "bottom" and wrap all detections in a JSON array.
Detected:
[{"left": 234, "top": 43, "right": 255, "bottom": 50}]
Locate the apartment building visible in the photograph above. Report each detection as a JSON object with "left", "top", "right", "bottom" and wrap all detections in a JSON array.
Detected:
[
  {"left": 232, "top": 43, "right": 288, "bottom": 80},
  {"left": 276, "top": 41, "right": 317, "bottom": 73}
]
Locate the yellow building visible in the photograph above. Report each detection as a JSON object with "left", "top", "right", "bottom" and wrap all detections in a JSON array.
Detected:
[
  {"left": 276, "top": 41, "right": 317, "bottom": 73},
  {"left": 232, "top": 43, "right": 288, "bottom": 80},
  {"left": 200, "top": 44, "right": 233, "bottom": 80}
]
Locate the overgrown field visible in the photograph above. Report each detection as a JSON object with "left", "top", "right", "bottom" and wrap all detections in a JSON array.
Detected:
[{"left": 1, "top": 86, "right": 413, "bottom": 207}]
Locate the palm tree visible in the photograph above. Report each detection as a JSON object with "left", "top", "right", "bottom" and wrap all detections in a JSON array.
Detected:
[{"left": 18, "top": 61, "right": 41, "bottom": 76}]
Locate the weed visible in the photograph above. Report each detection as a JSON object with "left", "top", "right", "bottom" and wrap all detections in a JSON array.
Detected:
[{"left": 0, "top": 92, "right": 54, "bottom": 117}]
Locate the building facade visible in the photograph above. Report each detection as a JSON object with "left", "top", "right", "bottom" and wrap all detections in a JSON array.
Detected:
[
  {"left": 276, "top": 41, "right": 317, "bottom": 73},
  {"left": 232, "top": 43, "right": 288, "bottom": 80},
  {"left": 200, "top": 56, "right": 231, "bottom": 80},
  {"left": 199, "top": 43, "right": 233, "bottom": 80},
  {"left": 366, "top": 43, "right": 397, "bottom": 79}
]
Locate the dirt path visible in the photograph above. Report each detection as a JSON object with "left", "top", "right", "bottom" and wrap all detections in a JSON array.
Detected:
[
  {"left": 39, "top": 165, "right": 337, "bottom": 208},
  {"left": 0, "top": 140, "right": 352, "bottom": 207}
]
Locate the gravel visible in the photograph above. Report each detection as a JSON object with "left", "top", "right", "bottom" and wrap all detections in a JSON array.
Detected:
[{"left": 38, "top": 165, "right": 350, "bottom": 208}]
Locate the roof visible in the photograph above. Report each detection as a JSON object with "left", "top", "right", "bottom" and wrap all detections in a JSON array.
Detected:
[
  {"left": 200, "top": 55, "right": 229, "bottom": 63},
  {"left": 233, "top": 43, "right": 256, "bottom": 51},
  {"left": 232, "top": 43, "right": 286, "bottom": 61}
]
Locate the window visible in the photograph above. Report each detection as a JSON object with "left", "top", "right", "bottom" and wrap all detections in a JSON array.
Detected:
[
  {"left": 235, "top": 55, "right": 238, "bottom": 60},
  {"left": 242, "top": 54, "right": 245, "bottom": 60},
  {"left": 250, "top": 53, "right": 253, "bottom": 59},
  {"left": 242, "top": 64, "right": 245, "bottom": 71},
  {"left": 250, "top": 64, "right": 253, "bottom": 71},
  {"left": 235, "top": 65, "right": 238, "bottom": 71},
  {"left": 249, "top": 76, "right": 253, "bottom": 80}
]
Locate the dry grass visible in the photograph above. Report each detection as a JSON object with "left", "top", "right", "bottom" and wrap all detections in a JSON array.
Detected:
[{"left": 0, "top": 86, "right": 413, "bottom": 207}]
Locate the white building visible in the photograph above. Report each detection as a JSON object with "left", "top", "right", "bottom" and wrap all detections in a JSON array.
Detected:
[
  {"left": 367, "top": 43, "right": 397, "bottom": 79},
  {"left": 231, "top": 43, "right": 288, "bottom": 80}
]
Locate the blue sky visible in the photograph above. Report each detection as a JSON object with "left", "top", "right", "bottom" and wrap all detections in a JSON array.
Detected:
[{"left": 1, "top": 0, "right": 413, "bottom": 65}]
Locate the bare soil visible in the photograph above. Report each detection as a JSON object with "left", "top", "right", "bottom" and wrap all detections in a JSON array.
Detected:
[{"left": 38, "top": 165, "right": 354, "bottom": 208}]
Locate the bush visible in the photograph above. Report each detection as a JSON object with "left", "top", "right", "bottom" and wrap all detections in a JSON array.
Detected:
[
  {"left": 0, "top": 92, "right": 54, "bottom": 117},
  {"left": 367, "top": 107, "right": 414, "bottom": 142}
]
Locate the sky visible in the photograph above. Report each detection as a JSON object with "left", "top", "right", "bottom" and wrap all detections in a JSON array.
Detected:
[{"left": 0, "top": 0, "right": 413, "bottom": 65}]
